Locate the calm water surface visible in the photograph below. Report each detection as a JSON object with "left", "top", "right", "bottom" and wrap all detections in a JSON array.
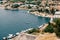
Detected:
[{"left": 0, "top": 9, "right": 50, "bottom": 40}]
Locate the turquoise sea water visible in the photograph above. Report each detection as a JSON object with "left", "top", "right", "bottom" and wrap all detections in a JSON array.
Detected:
[{"left": 0, "top": 9, "right": 50, "bottom": 40}]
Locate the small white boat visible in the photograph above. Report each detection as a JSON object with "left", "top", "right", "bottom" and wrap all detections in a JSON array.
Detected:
[
  {"left": 39, "top": 25, "right": 43, "bottom": 28},
  {"left": 27, "top": 11, "right": 29, "bottom": 13},
  {"left": 16, "top": 32, "right": 20, "bottom": 35},
  {"left": 27, "top": 9, "right": 31, "bottom": 13},
  {"left": 7, "top": 34, "right": 13, "bottom": 39},
  {"left": 21, "top": 28, "right": 33, "bottom": 33},
  {"left": 3, "top": 37, "right": 7, "bottom": 40},
  {"left": 50, "top": 18, "right": 53, "bottom": 23},
  {"left": 21, "top": 30, "right": 26, "bottom": 33}
]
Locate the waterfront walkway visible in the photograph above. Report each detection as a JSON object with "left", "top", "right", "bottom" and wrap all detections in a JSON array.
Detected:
[
  {"left": 11, "top": 33, "right": 37, "bottom": 40},
  {"left": 39, "top": 24, "right": 48, "bottom": 32},
  {"left": 10, "top": 24, "right": 48, "bottom": 40}
]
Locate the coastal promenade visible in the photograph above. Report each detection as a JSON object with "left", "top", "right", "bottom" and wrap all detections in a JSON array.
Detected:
[
  {"left": 11, "top": 33, "right": 37, "bottom": 40},
  {"left": 9, "top": 24, "right": 48, "bottom": 40},
  {"left": 39, "top": 24, "right": 48, "bottom": 32}
]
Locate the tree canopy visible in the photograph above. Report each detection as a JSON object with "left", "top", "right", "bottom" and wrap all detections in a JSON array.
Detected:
[
  {"left": 44, "top": 18, "right": 60, "bottom": 37},
  {"left": 44, "top": 24, "right": 54, "bottom": 33}
]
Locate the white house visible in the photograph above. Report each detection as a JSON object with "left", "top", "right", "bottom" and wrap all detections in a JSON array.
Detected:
[{"left": 54, "top": 11, "right": 60, "bottom": 18}]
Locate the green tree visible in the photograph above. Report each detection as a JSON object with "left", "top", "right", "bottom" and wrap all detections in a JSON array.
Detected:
[
  {"left": 11, "top": 4, "right": 19, "bottom": 8},
  {"left": 53, "top": 18, "right": 60, "bottom": 37},
  {"left": 44, "top": 24, "right": 54, "bottom": 33},
  {"left": 28, "top": 5, "right": 32, "bottom": 9},
  {"left": 45, "top": 9, "right": 49, "bottom": 13},
  {"left": 27, "top": 28, "right": 40, "bottom": 34},
  {"left": 50, "top": 8, "right": 55, "bottom": 15},
  {"left": 36, "top": 1, "right": 41, "bottom": 5}
]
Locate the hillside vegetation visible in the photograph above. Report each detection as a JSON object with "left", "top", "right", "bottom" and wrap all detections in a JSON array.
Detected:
[{"left": 44, "top": 18, "right": 60, "bottom": 37}]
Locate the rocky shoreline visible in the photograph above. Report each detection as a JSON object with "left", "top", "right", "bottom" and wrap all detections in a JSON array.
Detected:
[{"left": 30, "top": 11, "right": 53, "bottom": 18}]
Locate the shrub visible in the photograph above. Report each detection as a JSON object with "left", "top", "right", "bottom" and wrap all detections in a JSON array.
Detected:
[
  {"left": 44, "top": 24, "right": 54, "bottom": 33},
  {"left": 44, "top": 18, "right": 60, "bottom": 37},
  {"left": 50, "top": 8, "right": 55, "bottom": 15},
  {"left": 0, "top": 2, "right": 3, "bottom": 4},
  {"left": 27, "top": 28, "right": 40, "bottom": 34},
  {"left": 45, "top": 9, "right": 49, "bottom": 13},
  {"left": 28, "top": 5, "right": 32, "bottom": 9},
  {"left": 53, "top": 18, "right": 60, "bottom": 25},
  {"left": 53, "top": 18, "right": 60, "bottom": 37},
  {"left": 11, "top": 4, "right": 19, "bottom": 8}
]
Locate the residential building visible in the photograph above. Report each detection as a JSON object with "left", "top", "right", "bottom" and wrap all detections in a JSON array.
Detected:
[{"left": 54, "top": 11, "right": 60, "bottom": 18}]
